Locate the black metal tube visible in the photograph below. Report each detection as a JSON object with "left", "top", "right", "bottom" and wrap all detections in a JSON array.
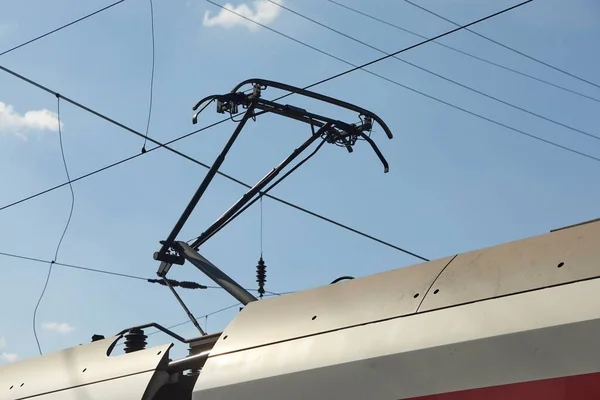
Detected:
[
  {"left": 192, "top": 139, "right": 327, "bottom": 247},
  {"left": 189, "top": 123, "right": 330, "bottom": 250},
  {"left": 156, "top": 105, "right": 256, "bottom": 260},
  {"left": 359, "top": 132, "right": 389, "bottom": 173},
  {"left": 162, "top": 278, "right": 206, "bottom": 336},
  {"left": 230, "top": 78, "right": 393, "bottom": 139}
]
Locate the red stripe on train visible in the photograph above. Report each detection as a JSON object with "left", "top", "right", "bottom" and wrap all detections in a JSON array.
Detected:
[{"left": 407, "top": 371, "right": 600, "bottom": 400}]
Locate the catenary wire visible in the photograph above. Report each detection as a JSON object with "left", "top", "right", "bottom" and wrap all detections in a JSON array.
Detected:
[
  {"left": 141, "top": 0, "right": 155, "bottom": 152},
  {"left": 402, "top": 0, "right": 600, "bottom": 91},
  {"left": 0, "top": 0, "right": 125, "bottom": 57},
  {"left": 267, "top": 0, "right": 600, "bottom": 143},
  {"left": 32, "top": 98, "right": 76, "bottom": 355},
  {"left": 325, "top": 0, "right": 600, "bottom": 105},
  {"left": 0, "top": 0, "right": 537, "bottom": 263},
  {"left": 205, "top": 1, "right": 600, "bottom": 163},
  {"left": 276, "top": 0, "right": 535, "bottom": 92}
]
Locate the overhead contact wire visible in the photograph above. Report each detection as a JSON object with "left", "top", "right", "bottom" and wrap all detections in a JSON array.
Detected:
[{"left": 403, "top": 0, "right": 600, "bottom": 91}]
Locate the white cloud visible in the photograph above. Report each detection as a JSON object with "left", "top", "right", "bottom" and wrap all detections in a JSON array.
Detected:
[
  {"left": 0, "top": 101, "right": 60, "bottom": 139},
  {"left": 203, "top": 0, "right": 282, "bottom": 31},
  {"left": 42, "top": 322, "right": 75, "bottom": 334},
  {"left": 0, "top": 338, "right": 18, "bottom": 363},
  {"left": 1, "top": 352, "right": 18, "bottom": 363}
]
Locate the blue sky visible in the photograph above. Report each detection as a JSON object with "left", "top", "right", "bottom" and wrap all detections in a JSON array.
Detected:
[{"left": 1, "top": 0, "right": 599, "bottom": 363}]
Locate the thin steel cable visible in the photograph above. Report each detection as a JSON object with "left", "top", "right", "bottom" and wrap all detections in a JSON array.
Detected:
[
  {"left": 403, "top": 0, "right": 600, "bottom": 91},
  {"left": 0, "top": 250, "right": 284, "bottom": 295},
  {"left": 114, "top": 296, "right": 288, "bottom": 346},
  {"left": 0, "top": 251, "right": 147, "bottom": 281},
  {"left": 325, "top": 0, "right": 600, "bottom": 105},
  {"left": 32, "top": 97, "right": 76, "bottom": 355},
  {"left": 0, "top": 0, "right": 125, "bottom": 57},
  {"left": 268, "top": 0, "right": 600, "bottom": 143},
  {"left": 147, "top": 303, "right": 241, "bottom": 336},
  {"left": 141, "top": 0, "right": 155, "bottom": 152},
  {"left": 111, "top": 302, "right": 241, "bottom": 347},
  {"left": 147, "top": 293, "right": 287, "bottom": 338},
  {"left": 208, "top": 0, "right": 600, "bottom": 164}
]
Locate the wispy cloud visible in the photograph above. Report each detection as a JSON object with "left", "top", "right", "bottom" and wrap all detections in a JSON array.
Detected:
[
  {"left": 42, "top": 322, "right": 75, "bottom": 334},
  {"left": 203, "top": 0, "right": 282, "bottom": 31},
  {"left": 0, "top": 101, "right": 60, "bottom": 139},
  {"left": 0, "top": 337, "right": 18, "bottom": 363},
  {"left": 1, "top": 352, "right": 18, "bottom": 363}
]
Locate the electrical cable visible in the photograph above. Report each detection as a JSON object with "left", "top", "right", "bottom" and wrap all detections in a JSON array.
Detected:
[
  {"left": 112, "top": 302, "right": 241, "bottom": 347},
  {"left": 115, "top": 292, "right": 295, "bottom": 345},
  {"left": 152, "top": 293, "right": 279, "bottom": 335},
  {"left": 0, "top": 65, "right": 219, "bottom": 174},
  {"left": 325, "top": 0, "right": 600, "bottom": 105},
  {"left": 0, "top": 0, "right": 537, "bottom": 265},
  {"left": 267, "top": 0, "right": 600, "bottom": 143},
  {"left": 271, "top": 0, "right": 535, "bottom": 93},
  {"left": 32, "top": 97, "right": 75, "bottom": 355},
  {"left": 0, "top": 0, "right": 126, "bottom": 57},
  {"left": 141, "top": 0, "right": 155, "bottom": 153},
  {"left": 0, "top": 250, "right": 284, "bottom": 295},
  {"left": 402, "top": 0, "right": 600, "bottom": 91},
  {"left": 144, "top": 302, "right": 241, "bottom": 338},
  {"left": 207, "top": 0, "right": 600, "bottom": 164},
  {"left": 0, "top": 251, "right": 147, "bottom": 281}
]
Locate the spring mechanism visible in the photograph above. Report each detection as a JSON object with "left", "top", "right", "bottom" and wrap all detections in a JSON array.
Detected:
[
  {"left": 256, "top": 256, "right": 266, "bottom": 299},
  {"left": 124, "top": 327, "right": 147, "bottom": 353}
]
